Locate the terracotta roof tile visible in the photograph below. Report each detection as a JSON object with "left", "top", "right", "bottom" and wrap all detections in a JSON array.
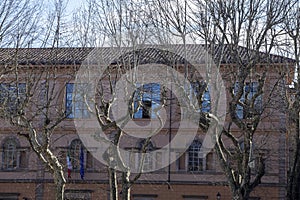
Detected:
[{"left": 0, "top": 45, "right": 295, "bottom": 66}]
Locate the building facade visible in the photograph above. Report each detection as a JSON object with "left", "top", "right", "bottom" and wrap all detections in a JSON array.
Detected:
[{"left": 0, "top": 45, "right": 295, "bottom": 200}]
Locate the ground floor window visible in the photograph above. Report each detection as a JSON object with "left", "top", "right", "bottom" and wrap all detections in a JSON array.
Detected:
[
  {"left": 182, "top": 195, "right": 208, "bottom": 200},
  {"left": 132, "top": 194, "right": 158, "bottom": 200},
  {"left": 64, "top": 189, "right": 92, "bottom": 200},
  {"left": 0, "top": 193, "right": 20, "bottom": 200}
]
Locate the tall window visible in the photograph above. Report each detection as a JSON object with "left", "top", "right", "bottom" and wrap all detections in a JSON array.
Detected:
[
  {"left": 0, "top": 83, "right": 26, "bottom": 114},
  {"left": 69, "top": 139, "right": 93, "bottom": 171},
  {"left": 2, "top": 138, "right": 18, "bottom": 170},
  {"left": 66, "top": 83, "right": 90, "bottom": 119},
  {"left": 138, "top": 140, "right": 154, "bottom": 171},
  {"left": 191, "top": 81, "right": 211, "bottom": 113},
  {"left": 133, "top": 83, "right": 160, "bottom": 119},
  {"left": 234, "top": 82, "right": 262, "bottom": 119},
  {"left": 188, "top": 140, "right": 203, "bottom": 172},
  {"left": 69, "top": 139, "right": 83, "bottom": 170}
]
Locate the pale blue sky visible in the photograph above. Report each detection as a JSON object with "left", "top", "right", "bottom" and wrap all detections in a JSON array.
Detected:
[{"left": 65, "top": 0, "right": 85, "bottom": 14}]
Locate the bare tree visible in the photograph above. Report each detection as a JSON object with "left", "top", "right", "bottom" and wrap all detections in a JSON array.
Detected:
[
  {"left": 154, "top": 0, "right": 295, "bottom": 199},
  {"left": 0, "top": 0, "right": 42, "bottom": 48},
  {"left": 191, "top": 1, "right": 295, "bottom": 199},
  {"left": 0, "top": 0, "right": 74, "bottom": 199},
  {"left": 283, "top": 1, "right": 300, "bottom": 199},
  {"left": 72, "top": 1, "right": 163, "bottom": 200}
]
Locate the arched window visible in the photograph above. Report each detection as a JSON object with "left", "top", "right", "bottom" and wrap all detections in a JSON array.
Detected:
[
  {"left": 188, "top": 140, "right": 203, "bottom": 172},
  {"left": 138, "top": 139, "right": 154, "bottom": 171},
  {"left": 2, "top": 138, "right": 19, "bottom": 170},
  {"left": 69, "top": 139, "right": 93, "bottom": 173},
  {"left": 69, "top": 139, "right": 83, "bottom": 170}
]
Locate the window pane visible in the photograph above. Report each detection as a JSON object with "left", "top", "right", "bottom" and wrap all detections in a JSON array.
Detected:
[
  {"left": 3, "top": 139, "right": 18, "bottom": 170},
  {"left": 66, "top": 83, "right": 91, "bottom": 119},
  {"left": 133, "top": 83, "right": 160, "bottom": 119},
  {"left": 188, "top": 141, "right": 203, "bottom": 171}
]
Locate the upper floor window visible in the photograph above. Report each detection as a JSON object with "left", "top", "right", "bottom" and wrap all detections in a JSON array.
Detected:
[
  {"left": 234, "top": 82, "right": 262, "bottom": 119},
  {"left": 190, "top": 81, "right": 211, "bottom": 113},
  {"left": 132, "top": 83, "right": 160, "bottom": 119},
  {"left": 0, "top": 83, "right": 26, "bottom": 114},
  {"left": 188, "top": 140, "right": 203, "bottom": 172},
  {"left": 66, "top": 83, "right": 90, "bottom": 119}
]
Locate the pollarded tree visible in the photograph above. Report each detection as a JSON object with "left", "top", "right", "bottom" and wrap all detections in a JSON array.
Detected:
[
  {"left": 72, "top": 1, "right": 165, "bottom": 200},
  {"left": 155, "top": 0, "right": 295, "bottom": 199},
  {"left": 0, "top": 0, "right": 75, "bottom": 199},
  {"left": 189, "top": 0, "right": 295, "bottom": 199},
  {"left": 283, "top": 2, "right": 300, "bottom": 199}
]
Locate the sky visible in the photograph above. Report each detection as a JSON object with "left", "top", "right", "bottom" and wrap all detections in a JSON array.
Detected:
[{"left": 65, "top": 0, "right": 85, "bottom": 15}]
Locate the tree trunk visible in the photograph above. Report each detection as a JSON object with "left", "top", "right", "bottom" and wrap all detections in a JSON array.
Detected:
[
  {"left": 108, "top": 167, "right": 118, "bottom": 200},
  {"left": 121, "top": 170, "right": 131, "bottom": 200},
  {"left": 287, "top": 110, "right": 300, "bottom": 200},
  {"left": 287, "top": 140, "right": 300, "bottom": 200},
  {"left": 232, "top": 188, "right": 250, "bottom": 200},
  {"left": 53, "top": 170, "right": 66, "bottom": 200}
]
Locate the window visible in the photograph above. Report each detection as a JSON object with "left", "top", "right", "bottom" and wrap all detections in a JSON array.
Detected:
[
  {"left": 188, "top": 140, "right": 203, "bottom": 172},
  {"left": 132, "top": 83, "right": 160, "bottom": 119},
  {"left": 190, "top": 81, "right": 211, "bottom": 113},
  {"left": 132, "top": 194, "right": 158, "bottom": 200},
  {"left": 0, "top": 83, "right": 26, "bottom": 114},
  {"left": 182, "top": 195, "right": 208, "bottom": 200},
  {"left": 2, "top": 138, "right": 26, "bottom": 170},
  {"left": 70, "top": 139, "right": 82, "bottom": 170},
  {"left": 0, "top": 193, "right": 20, "bottom": 200},
  {"left": 65, "top": 83, "right": 90, "bottom": 119},
  {"left": 178, "top": 147, "right": 214, "bottom": 172},
  {"left": 2, "top": 139, "right": 18, "bottom": 170},
  {"left": 69, "top": 139, "right": 93, "bottom": 172},
  {"left": 138, "top": 140, "right": 154, "bottom": 171},
  {"left": 64, "top": 189, "right": 92, "bottom": 200},
  {"left": 234, "top": 82, "right": 262, "bottom": 119}
]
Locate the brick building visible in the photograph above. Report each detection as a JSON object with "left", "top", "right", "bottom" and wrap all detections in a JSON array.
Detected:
[{"left": 0, "top": 45, "right": 295, "bottom": 200}]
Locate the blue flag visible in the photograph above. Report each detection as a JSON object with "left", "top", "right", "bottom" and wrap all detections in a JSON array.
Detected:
[{"left": 80, "top": 147, "right": 84, "bottom": 180}]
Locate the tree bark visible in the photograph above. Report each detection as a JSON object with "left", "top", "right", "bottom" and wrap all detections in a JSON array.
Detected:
[
  {"left": 108, "top": 167, "right": 118, "bottom": 200},
  {"left": 121, "top": 170, "right": 131, "bottom": 200},
  {"left": 53, "top": 170, "right": 66, "bottom": 200}
]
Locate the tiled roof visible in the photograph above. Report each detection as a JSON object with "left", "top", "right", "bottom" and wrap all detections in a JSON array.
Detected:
[{"left": 0, "top": 45, "right": 295, "bottom": 66}]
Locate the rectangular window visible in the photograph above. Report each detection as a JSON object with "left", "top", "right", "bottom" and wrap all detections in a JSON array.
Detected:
[
  {"left": 133, "top": 83, "right": 160, "bottom": 119},
  {"left": 0, "top": 193, "right": 20, "bottom": 200},
  {"left": 190, "top": 81, "right": 211, "bottom": 113},
  {"left": 65, "top": 83, "right": 91, "bottom": 119},
  {"left": 132, "top": 194, "right": 158, "bottom": 200},
  {"left": 182, "top": 195, "right": 208, "bottom": 200},
  {"left": 234, "top": 82, "right": 262, "bottom": 119},
  {"left": 64, "top": 190, "right": 92, "bottom": 200},
  {"left": 0, "top": 83, "right": 26, "bottom": 114}
]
